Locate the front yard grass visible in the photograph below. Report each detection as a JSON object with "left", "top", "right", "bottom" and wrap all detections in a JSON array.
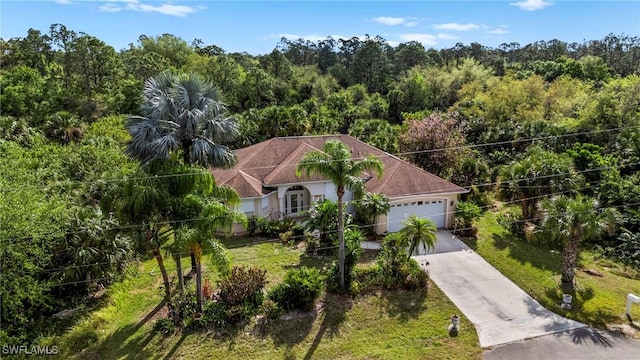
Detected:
[
  {"left": 470, "top": 210, "right": 640, "bottom": 337},
  {"left": 55, "top": 239, "right": 481, "bottom": 359}
]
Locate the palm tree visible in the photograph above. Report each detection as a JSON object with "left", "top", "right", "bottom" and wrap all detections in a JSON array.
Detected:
[
  {"left": 126, "top": 71, "right": 238, "bottom": 168},
  {"left": 107, "top": 176, "right": 173, "bottom": 298},
  {"left": 180, "top": 195, "right": 245, "bottom": 312},
  {"left": 399, "top": 214, "right": 438, "bottom": 258},
  {"left": 356, "top": 192, "right": 390, "bottom": 233},
  {"left": 296, "top": 140, "right": 383, "bottom": 289},
  {"left": 536, "top": 195, "right": 618, "bottom": 290}
]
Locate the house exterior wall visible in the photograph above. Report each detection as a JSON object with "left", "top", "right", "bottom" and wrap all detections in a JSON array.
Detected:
[{"left": 375, "top": 194, "right": 459, "bottom": 234}]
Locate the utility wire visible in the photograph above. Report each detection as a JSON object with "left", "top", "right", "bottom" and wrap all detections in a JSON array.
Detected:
[
  {"left": 4, "top": 124, "right": 638, "bottom": 189},
  {"left": 3, "top": 160, "right": 637, "bottom": 244}
]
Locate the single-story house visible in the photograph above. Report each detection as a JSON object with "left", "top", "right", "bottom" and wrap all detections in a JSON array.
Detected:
[{"left": 210, "top": 135, "right": 468, "bottom": 234}]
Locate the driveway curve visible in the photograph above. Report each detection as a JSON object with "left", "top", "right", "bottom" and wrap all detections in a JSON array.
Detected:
[{"left": 413, "top": 231, "right": 587, "bottom": 348}]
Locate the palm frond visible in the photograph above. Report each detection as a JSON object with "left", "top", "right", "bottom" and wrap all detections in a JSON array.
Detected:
[
  {"left": 208, "top": 238, "right": 230, "bottom": 276},
  {"left": 191, "top": 137, "right": 237, "bottom": 169}
]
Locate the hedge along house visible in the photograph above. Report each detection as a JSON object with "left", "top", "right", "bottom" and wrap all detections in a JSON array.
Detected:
[{"left": 210, "top": 135, "right": 468, "bottom": 234}]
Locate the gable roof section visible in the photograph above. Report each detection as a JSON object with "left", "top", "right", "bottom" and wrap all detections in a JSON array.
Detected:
[{"left": 210, "top": 135, "right": 467, "bottom": 198}]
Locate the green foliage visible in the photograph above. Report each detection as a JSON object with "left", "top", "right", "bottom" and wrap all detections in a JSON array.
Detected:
[
  {"left": 399, "top": 215, "right": 438, "bottom": 256},
  {"left": 500, "top": 146, "right": 581, "bottom": 220},
  {"left": 456, "top": 201, "right": 482, "bottom": 227},
  {"left": 153, "top": 318, "right": 176, "bottom": 334},
  {"left": 217, "top": 266, "right": 267, "bottom": 322},
  {"left": 348, "top": 118, "right": 400, "bottom": 154},
  {"left": 168, "top": 291, "right": 198, "bottom": 327},
  {"left": 269, "top": 267, "right": 323, "bottom": 311},
  {"left": 326, "top": 228, "right": 364, "bottom": 291},
  {"left": 305, "top": 199, "right": 347, "bottom": 252},
  {"left": 355, "top": 192, "right": 390, "bottom": 232},
  {"left": 372, "top": 233, "right": 430, "bottom": 290}
]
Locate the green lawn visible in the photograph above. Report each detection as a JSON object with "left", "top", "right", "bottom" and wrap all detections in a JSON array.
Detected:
[
  {"left": 469, "top": 210, "right": 640, "bottom": 336},
  {"left": 54, "top": 240, "right": 482, "bottom": 359}
]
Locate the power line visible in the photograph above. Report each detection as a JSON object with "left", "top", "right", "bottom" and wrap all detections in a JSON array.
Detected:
[
  {"left": 20, "top": 181, "right": 636, "bottom": 279},
  {"left": 3, "top": 161, "right": 637, "bottom": 244},
  {"left": 4, "top": 124, "right": 638, "bottom": 189}
]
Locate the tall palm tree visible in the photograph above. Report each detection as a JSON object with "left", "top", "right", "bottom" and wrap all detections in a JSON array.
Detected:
[
  {"left": 399, "top": 214, "right": 438, "bottom": 258},
  {"left": 126, "top": 71, "right": 238, "bottom": 168},
  {"left": 536, "top": 195, "right": 618, "bottom": 290},
  {"left": 297, "top": 140, "right": 383, "bottom": 289}
]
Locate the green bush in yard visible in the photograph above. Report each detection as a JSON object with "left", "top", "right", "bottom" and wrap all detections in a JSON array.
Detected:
[
  {"left": 217, "top": 266, "right": 267, "bottom": 323},
  {"left": 269, "top": 267, "right": 323, "bottom": 311}
]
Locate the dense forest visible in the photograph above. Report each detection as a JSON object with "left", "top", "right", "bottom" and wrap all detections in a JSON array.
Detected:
[{"left": 1, "top": 24, "right": 639, "bottom": 346}]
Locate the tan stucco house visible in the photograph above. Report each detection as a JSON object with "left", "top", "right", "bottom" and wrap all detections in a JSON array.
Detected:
[{"left": 210, "top": 135, "right": 467, "bottom": 234}]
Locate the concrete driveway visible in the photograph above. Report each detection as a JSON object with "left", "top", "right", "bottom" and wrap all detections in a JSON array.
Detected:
[{"left": 413, "top": 231, "right": 587, "bottom": 348}]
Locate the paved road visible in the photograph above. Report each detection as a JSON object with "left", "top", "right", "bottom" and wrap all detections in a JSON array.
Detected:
[
  {"left": 413, "top": 231, "right": 587, "bottom": 348},
  {"left": 483, "top": 327, "right": 640, "bottom": 360}
]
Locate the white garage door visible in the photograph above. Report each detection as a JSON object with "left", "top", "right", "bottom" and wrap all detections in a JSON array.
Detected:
[{"left": 387, "top": 199, "right": 446, "bottom": 232}]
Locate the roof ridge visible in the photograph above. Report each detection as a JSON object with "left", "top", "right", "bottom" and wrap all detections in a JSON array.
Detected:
[{"left": 263, "top": 142, "right": 323, "bottom": 184}]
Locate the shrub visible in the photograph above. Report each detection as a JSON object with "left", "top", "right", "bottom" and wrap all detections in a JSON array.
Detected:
[
  {"left": 153, "top": 318, "right": 176, "bottom": 334},
  {"left": 456, "top": 201, "right": 482, "bottom": 227},
  {"left": 201, "top": 300, "right": 229, "bottom": 329},
  {"left": 326, "top": 228, "right": 364, "bottom": 292},
  {"left": 216, "top": 266, "right": 267, "bottom": 323},
  {"left": 269, "top": 267, "right": 323, "bottom": 311},
  {"left": 352, "top": 265, "right": 384, "bottom": 293},
  {"left": 261, "top": 298, "right": 285, "bottom": 320},
  {"left": 279, "top": 230, "right": 294, "bottom": 246},
  {"left": 168, "top": 291, "right": 198, "bottom": 327},
  {"left": 375, "top": 233, "right": 430, "bottom": 290}
]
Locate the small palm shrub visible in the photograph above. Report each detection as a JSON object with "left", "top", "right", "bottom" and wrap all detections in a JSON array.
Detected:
[
  {"left": 269, "top": 267, "right": 323, "bottom": 311},
  {"left": 326, "top": 228, "right": 363, "bottom": 291}
]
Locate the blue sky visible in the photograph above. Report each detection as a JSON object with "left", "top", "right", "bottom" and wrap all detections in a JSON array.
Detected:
[{"left": 1, "top": 1, "right": 639, "bottom": 55}]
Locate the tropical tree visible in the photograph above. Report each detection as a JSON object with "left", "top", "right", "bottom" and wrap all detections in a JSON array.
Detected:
[
  {"left": 535, "top": 195, "right": 619, "bottom": 290},
  {"left": 107, "top": 174, "right": 173, "bottom": 298},
  {"left": 177, "top": 194, "right": 245, "bottom": 312},
  {"left": 399, "top": 215, "right": 438, "bottom": 257},
  {"left": 296, "top": 140, "right": 383, "bottom": 289},
  {"left": 500, "top": 147, "right": 581, "bottom": 220},
  {"left": 125, "top": 71, "right": 238, "bottom": 168},
  {"left": 126, "top": 71, "right": 239, "bottom": 273},
  {"left": 355, "top": 192, "right": 390, "bottom": 233}
]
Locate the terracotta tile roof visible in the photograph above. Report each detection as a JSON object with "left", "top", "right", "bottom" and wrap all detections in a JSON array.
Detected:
[{"left": 210, "top": 135, "right": 467, "bottom": 198}]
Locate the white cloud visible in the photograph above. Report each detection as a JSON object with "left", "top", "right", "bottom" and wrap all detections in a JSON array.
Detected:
[
  {"left": 98, "top": 3, "right": 122, "bottom": 12},
  {"left": 487, "top": 26, "right": 509, "bottom": 35},
  {"left": 404, "top": 21, "right": 419, "bottom": 28},
  {"left": 96, "top": 0, "right": 198, "bottom": 17},
  {"left": 510, "top": 0, "right": 552, "bottom": 11},
  {"left": 54, "top": 0, "right": 72, "bottom": 4},
  {"left": 373, "top": 16, "right": 406, "bottom": 26},
  {"left": 433, "top": 23, "right": 480, "bottom": 31},
  {"left": 436, "top": 33, "right": 459, "bottom": 40}
]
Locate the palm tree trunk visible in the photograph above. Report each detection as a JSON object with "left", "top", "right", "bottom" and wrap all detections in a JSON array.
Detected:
[
  {"left": 190, "top": 252, "right": 197, "bottom": 274},
  {"left": 561, "top": 238, "right": 579, "bottom": 289},
  {"left": 196, "top": 261, "right": 203, "bottom": 313},
  {"left": 175, "top": 255, "right": 184, "bottom": 292},
  {"left": 337, "top": 187, "right": 346, "bottom": 290},
  {"left": 153, "top": 247, "right": 171, "bottom": 299}
]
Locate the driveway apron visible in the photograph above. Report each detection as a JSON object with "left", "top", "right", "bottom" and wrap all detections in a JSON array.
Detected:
[{"left": 412, "top": 231, "right": 587, "bottom": 348}]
